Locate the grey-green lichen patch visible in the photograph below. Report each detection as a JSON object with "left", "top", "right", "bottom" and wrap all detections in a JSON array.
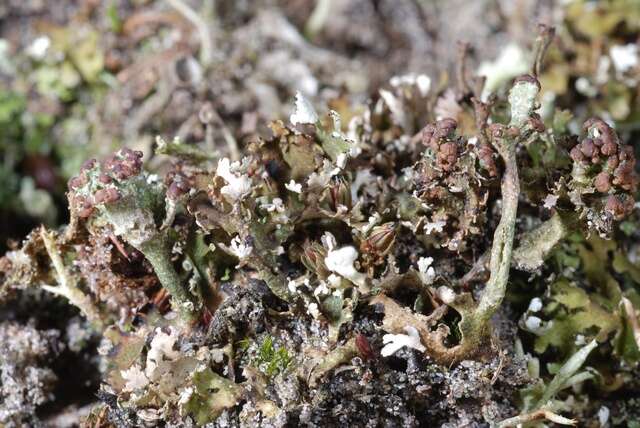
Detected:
[{"left": 66, "top": 149, "right": 201, "bottom": 323}]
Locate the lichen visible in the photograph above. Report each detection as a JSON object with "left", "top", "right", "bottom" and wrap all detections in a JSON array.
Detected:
[{"left": 1, "top": 9, "right": 640, "bottom": 426}]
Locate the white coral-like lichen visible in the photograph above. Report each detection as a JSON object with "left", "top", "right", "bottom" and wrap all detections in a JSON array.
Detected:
[
  {"left": 417, "top": 256, "right": 436, "bottom": 284},
  {"left": 290, "top": 91, "right": 319, "bottom": 126},
  {"left": 389, "top": 73, "right": 431, "bottom": 96},
  {"left": 424, "top": 221, "right": 447, "bottom": 235},
  {"left": 380, "top": 326, "right": 426, "bottom": 357},
  {"left": 324, "top": 246, "right": 366, "bottom": 287},
  {"left": 216, "top": 157, "right": 252, "bottom": 202},
  {"left": 285, "top": 180, "right": 302, "bottom": 193},
  {"left": 260, "top": 197, "right": 285, "bottom": 213},
  {"left": 145, "top": 327, "right": 180, "bottom": 380},
  {"left": 229, "top": 236, "right": 253, "bottom": 260},
  {"left": 121, "top": 364, "right": 150, "bottom": 392}
]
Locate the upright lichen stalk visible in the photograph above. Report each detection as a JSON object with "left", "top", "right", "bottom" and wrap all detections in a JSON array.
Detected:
[
  {"left": 68, "top": 149, "right": 200, "bottom": 324},
  {"left": 475, "top": 132, "right": 519, "bottom": 322},
  {"left": 442, "top": 77, "right": 540, "bottom": 361},
  {"left": 476, "top": 77, "right": 539, "bottom": 322}
]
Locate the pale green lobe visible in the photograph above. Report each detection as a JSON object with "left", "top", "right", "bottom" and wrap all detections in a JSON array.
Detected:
[{"left": 509, "top": 80, "right": 539, "bottom": 128}]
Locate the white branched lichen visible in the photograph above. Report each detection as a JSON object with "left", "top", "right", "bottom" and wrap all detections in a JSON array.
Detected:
[
  {"left": 417, "top": 257, "right": 436, "bottom": 285},
  {"left": 424, "top": 221, "right": 447, "bottom": 235},
  {"left": 324, "top": 246, "right": 366, "bottom": 288},
  {"left": 121, "top": 364, "right": 150, "bottom": 392},
  {"left": 145, "top": 327, "right": 180, "bottom": 381},
  {"left": 216, "top": 158, "right": 252, "bottom": 202},
  {"left": 229, "top": 236, "right": 253, "bottom": 260},
  {"left": 381, "top": 326, "right": 426, "bottom": 357},
  {"left": 285, "top": 180, "right": 302, "bottom": 193}
]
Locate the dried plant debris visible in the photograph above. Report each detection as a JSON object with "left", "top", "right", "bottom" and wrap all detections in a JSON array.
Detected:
[{"left": 1, "top": 2, "right": 640, "bottom": 426}]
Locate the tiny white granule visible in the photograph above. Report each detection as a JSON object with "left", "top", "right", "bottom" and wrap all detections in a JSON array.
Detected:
[
  {"left": 575, "top": 77, "right": 597, "bottom": 97},
  {"left": 390, "top": 73, "right": 431, "bottom": 97},
  {"left": 598, "top": 406, "right": 610, "bottom": 426},
  {"left": 26, "top": 36, "right": 50, "bottom": 59},
  {"left": 543, "top": 194, "right": 559, "bottom": 210},
  {"left": 307, "top": 302, "right": 321, "bottom": 318},
  {"left": 178, "top": 386, "right": 194, "bottom": 406},
  {"left": 336, "top": 153, "right": 348, "bottom": 169},
  {"left": 314, "top": 281, "right": 330, "bottom": 297},
  {"left": 216, "top": 158, "right": 252, "bottom": 202},
  {"left": 437, "top": 286, "right": 456, "bottom": 304},
  {"left": 528, "top": 297, "right": 543, "bottom": 313},
  {"left": 261, "top": 197, "right": 285, "bottom": 212},
  {"left": 285, "top": 180, "right": 302, "bottom": 193},
  {"left": 327, "top": 274, "right": 342, "bottom": 288},
  {"left": 417, "top": 257, "right": 436, "bottom": 284},
  {"left": 121, "top": 364, "right": 149, "bottom": 392},
  {"left": 610, "top": 44, "right": 639, "bottom": 73},
  {"left": 287, "top": 279, "right": 298, "bottom": 293},
  {"left": 525, "top": 316, "right": 542, "bottom": 331}
]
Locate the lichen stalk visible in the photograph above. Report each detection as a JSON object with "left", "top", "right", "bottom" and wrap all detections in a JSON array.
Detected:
[
  {"left": 476, "top": 135, "right": 519, "bottom": 322},
  {"left": 475, "top": 77, "right": 539, "bottom": 324},
  {"left": 138, "top": 233, "right": 198, "bottom": 324}
]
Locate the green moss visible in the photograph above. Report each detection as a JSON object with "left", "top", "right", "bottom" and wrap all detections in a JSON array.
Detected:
[{"left": 256, "top": 336, "right": 292, "bottom": 378}]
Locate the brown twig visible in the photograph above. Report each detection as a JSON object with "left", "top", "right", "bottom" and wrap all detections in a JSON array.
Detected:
[
  {"left": 531, "top": 24, "right": 556, "bottom": 77},
  {"left": 456, "top": 41, "right": 471, "bottom": 99},
  {"left": 166, "top": 0, "right": 213, "bottom": 68}
]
